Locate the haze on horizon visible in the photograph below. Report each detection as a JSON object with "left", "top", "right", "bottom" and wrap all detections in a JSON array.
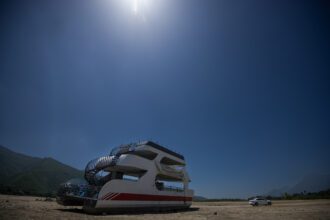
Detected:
[{"left": 0, "top": 0, "right": 329, "bottom": 198}]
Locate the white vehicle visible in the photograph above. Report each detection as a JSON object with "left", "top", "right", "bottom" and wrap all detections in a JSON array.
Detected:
[
  {"left": 248, "top": 197, "right": 272, "bottom": 206},
  {"left": 57, "top": 141, "right": 194, "bottom": 213}
]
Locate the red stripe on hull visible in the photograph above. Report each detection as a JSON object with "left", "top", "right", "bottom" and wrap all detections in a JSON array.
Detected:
[
  {"left": 105, "top": 193, "right": 117, "bottom": 200},
  {"left": 101, "top": 193, "right": 113, "bottom": 200},
  {"left": 111, "top": 193, "right": 192, "bottom": 201}
]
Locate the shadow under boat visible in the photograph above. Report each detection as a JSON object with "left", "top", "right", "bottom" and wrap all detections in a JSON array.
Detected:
[{"left": 57, "top": 207, "right": 199, "bottom": 215}]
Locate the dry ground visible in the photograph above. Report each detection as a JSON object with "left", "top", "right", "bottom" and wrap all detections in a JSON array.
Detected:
[{"left": 1, "top": 195, "right": 330, "bottom": 220}]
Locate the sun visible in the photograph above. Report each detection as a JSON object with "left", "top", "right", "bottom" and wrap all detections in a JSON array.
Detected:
[
  {"left": 130, "top": 0, "right": 138, "bottom": 14},
  {"left": 129, "top": 0, "right": 151, "bottom": 17},
  {"left": 132, "top": 0, "right": 139, "bottom": 14},
  {"left": 110, "top": 0, "right": 155, "bottom": 22}
]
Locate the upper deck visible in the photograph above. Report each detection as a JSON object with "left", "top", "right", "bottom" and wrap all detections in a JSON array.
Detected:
[
  {"left": 110, "top": 141, "right": 185, "bottom": 164},
  {"left": 138, "top": 141, "right": 184, "bottom": 160}
]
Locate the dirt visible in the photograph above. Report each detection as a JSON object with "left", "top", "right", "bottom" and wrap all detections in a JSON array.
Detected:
[{"left": 0, "top": 195, "right": 330, "bottom": 220}]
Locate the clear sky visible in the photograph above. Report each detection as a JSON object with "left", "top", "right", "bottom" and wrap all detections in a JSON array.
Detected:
[{"left": 0, "top": 0, "right": 329, "bottom": 198}]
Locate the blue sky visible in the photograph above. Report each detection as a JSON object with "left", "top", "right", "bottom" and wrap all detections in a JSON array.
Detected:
[{"left": 0, "top": 0, "right": 329, "bottom": 198}]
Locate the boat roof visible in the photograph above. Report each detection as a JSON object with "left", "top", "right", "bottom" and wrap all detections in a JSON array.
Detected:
[{"left": 138, "top": 141, "right": 185, "bottom": 160}]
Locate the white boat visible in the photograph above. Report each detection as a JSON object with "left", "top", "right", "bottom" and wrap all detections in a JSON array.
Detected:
[{"left": 57, "top": 141, "right": 194, "bottom": 213}]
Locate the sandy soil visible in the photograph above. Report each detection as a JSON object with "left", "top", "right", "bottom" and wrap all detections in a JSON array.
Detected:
[{"left": 1, "top": 195, "right": 330, "bottom": 220}]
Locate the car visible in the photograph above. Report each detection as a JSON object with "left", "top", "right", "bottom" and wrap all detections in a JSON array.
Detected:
[{"left": 248, "top": 197, "right": 272, "bottom": 206}]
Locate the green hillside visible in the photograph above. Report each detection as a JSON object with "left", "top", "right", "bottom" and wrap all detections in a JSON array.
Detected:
[{"left": 0, "top": 145, "right": 83, "bottom": 196}]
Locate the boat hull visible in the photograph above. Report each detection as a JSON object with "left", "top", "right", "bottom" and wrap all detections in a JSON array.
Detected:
[
  {"left": 83, "top": 202, "right": 191, "bottom": 214},
  {"left": 83, "top": 192, "right": 192, "bottom": 214}
]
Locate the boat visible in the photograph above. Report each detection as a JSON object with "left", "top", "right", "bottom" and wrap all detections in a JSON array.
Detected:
[{"left": 56, "top": 141, "right": 194, "bottom": 213}]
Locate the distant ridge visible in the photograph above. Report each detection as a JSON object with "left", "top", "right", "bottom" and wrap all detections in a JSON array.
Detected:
[
  {"left": 193, "top": 195, "right": 208, "bottom": 201},
  {"left": 288, "top": 173, "right": 330, "bottom": 194},
  {"left": 266, "top": 173, "right": 330, "bottom": 197},
  {"left": 0, "top": 145, "right": 83, "bottom": 196}
]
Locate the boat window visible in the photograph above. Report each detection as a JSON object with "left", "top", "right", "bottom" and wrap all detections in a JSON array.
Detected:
[
  {"left": 128, "top": 150, "right": 158, "bottom": 160},
  {"left": 155, "top": 175, "right": 184, "bottom": 192},
  {"left": 160, "top": 157, "right": 185, "bottom": 166},
  {"left": 111, "top": 171, "right": 146, "bottom": 182},
  {"left": 111, "top": 171, "right": 124, "bottom": 179},
  {"left": 123, "top": 174, "right": 139, "bottom": 182},
  {"left": 93, "top": 170, "right": 112, "bottom": 186}
]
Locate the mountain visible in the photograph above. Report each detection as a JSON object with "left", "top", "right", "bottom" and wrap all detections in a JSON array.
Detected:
[
  {"left": 288, "top": 173, "right": 330, "bottom": 194},
  {"left": 266, "top": 186, "right": 290, "bottom": 197},
  {"left": 0, "top": 145, "right": 83, "bottom": 196},
  {"left": 266, "top": 173, "right": 330, "bottom": 197},
  {"left": 193, "top": 195, "right": 208, "bottom": 201}
]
